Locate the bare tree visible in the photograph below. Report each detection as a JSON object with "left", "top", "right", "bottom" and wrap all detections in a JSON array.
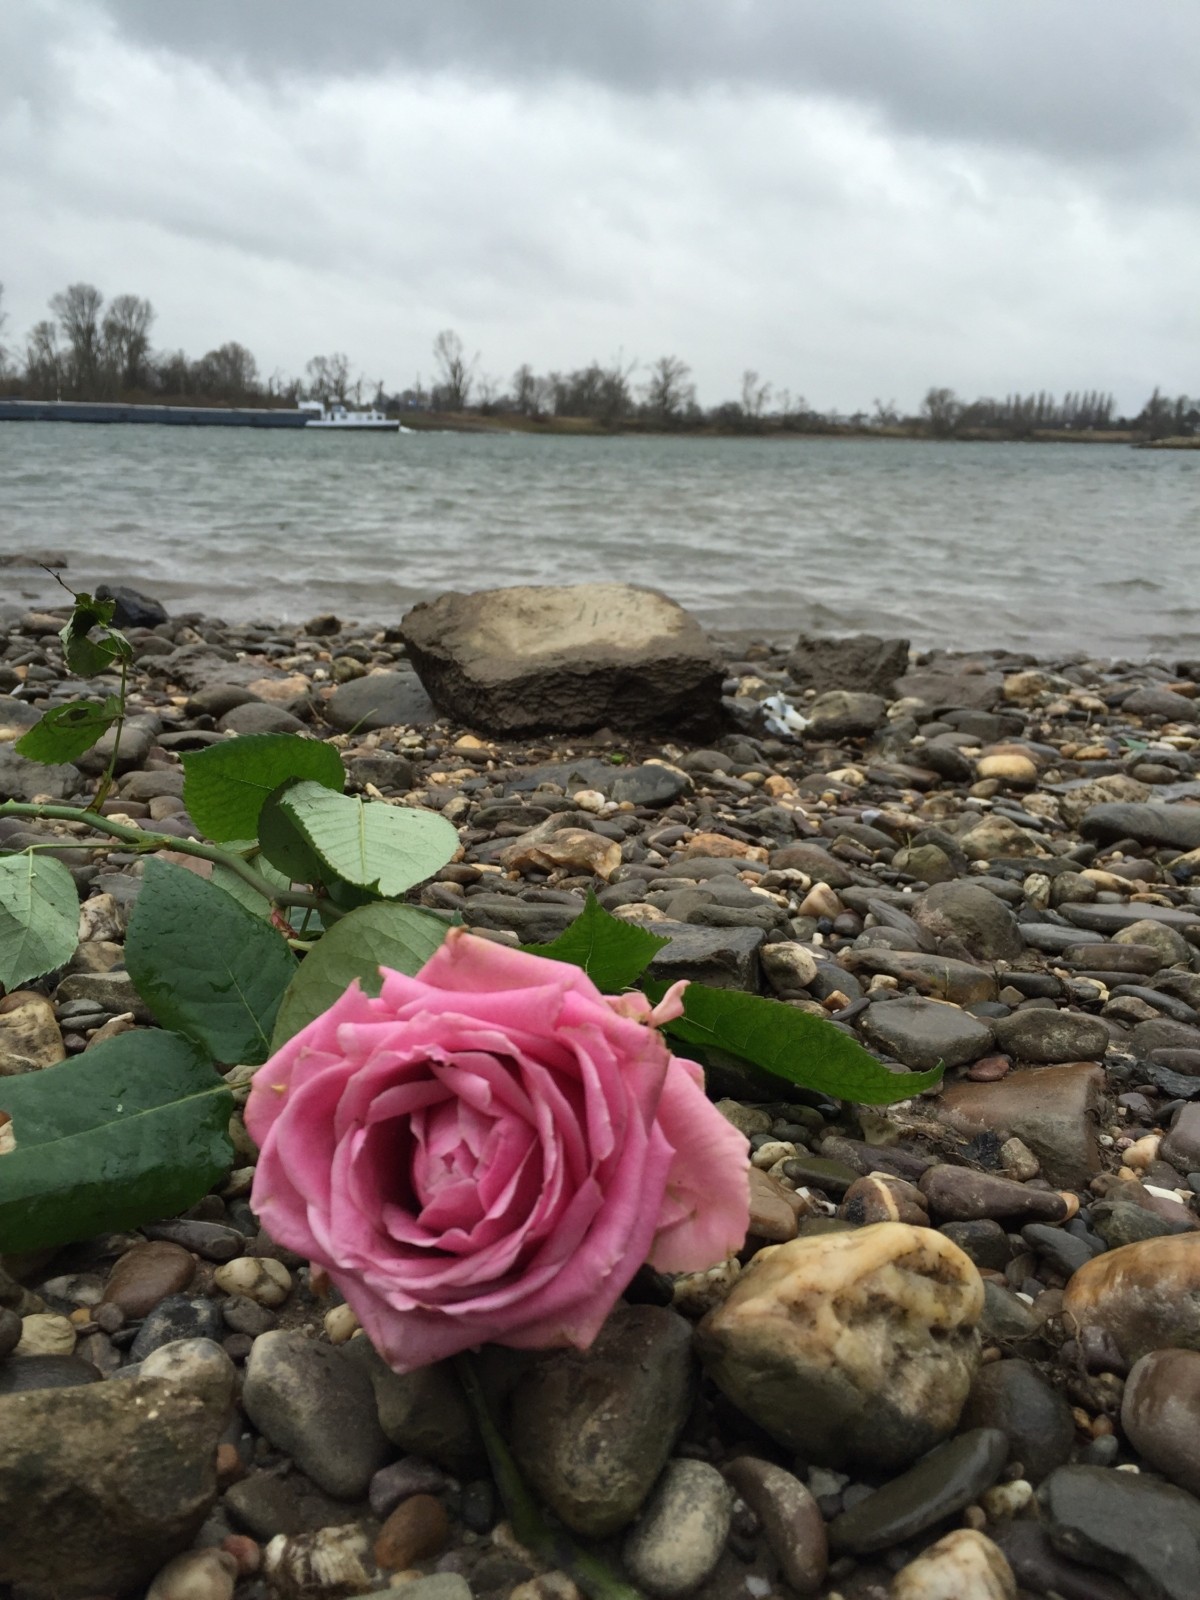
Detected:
[
  {"left": 305, "top": 353, "right": 353, "bottom": 401},
  {"left": 740, "top": 369, "right": 772, "bottom": 427},
  {"left": 512, "top": 363, "right": 543, "bottom": 417},
  {"left": 102, "top": 294, "right": 155, "bottom": 392},
  {"left": 642, "top": 355, "right": 695, "bottom": 426},
  {"left": 432, "top": 329, "right": 476, "bottom": 411},
  {"left": 872, "top": 397, "right": 900, "bottom": 427},
  {"left": 24, "top": 320, "right": 62, "bottom": 397},
  {"left": 922, "top": 386, "right": 962, "bottom": 438},
  {"left": 0, "top": 283, "right": 9, "bottom": 377},
  {"left": 49, "top": 282, "right": 105, "bottom": 394}
]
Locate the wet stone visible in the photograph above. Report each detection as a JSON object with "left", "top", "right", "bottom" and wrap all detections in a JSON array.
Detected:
[
  {"left": 1038, "top": 1464, "right": 1200, "bottom": 1600},
  {"left": 860, "top": 995, "right": 994, "bottom": 1071},
  {"left": 958, "top": 1359, "right": 1074, "bottom": 1481},
  {"left": 828, "top": 1428, "right": 1010, "bottom": 1556}
]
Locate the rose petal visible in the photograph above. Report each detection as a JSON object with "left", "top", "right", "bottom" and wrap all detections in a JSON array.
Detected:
[{"left": 646, "top": 1057, "right": 751, "bottom": 1272}]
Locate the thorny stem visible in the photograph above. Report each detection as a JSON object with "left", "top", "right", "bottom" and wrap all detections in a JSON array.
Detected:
[
  {"left": 452, "top": 1353, "right": 645, "bottom": 1600},
  {"left": 0, "top": 800, "right": 340, "bottom": 920}
]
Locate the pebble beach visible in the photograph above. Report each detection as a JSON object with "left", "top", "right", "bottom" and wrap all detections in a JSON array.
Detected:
[{"left": 4, "top": 593, "right": 1200, "bottom": 1600}]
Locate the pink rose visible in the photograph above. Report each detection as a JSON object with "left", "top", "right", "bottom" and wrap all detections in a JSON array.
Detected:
[{"left": 246, "top": 928, "right": 750, "bottom": 1372}]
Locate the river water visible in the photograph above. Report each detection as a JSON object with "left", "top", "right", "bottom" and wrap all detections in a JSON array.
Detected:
[{"left": 1, "top": 423, "right": 1197, "bottom": 656}]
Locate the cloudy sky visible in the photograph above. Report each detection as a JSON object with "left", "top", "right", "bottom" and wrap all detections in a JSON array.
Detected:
[{"left": 2, "top": 0, "right": 1198, "bottom": 413}]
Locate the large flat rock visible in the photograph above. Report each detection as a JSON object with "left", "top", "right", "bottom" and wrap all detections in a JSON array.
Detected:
[
  {"left": 400, "top": 584, "right": 724, "bottom": 736},
  {"left": 1079, "top": 802, "right": 1200, "bottom": 852}
]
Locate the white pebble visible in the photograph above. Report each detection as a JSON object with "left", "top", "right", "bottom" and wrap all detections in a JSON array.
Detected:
[
  {"left": 213, "top": 1256, "right": 293, "bottom": 1306},
  {"left": 571, "top": 789, "right": 607, "bottom": 813},
  {"left": 146, "top": 1548, "right": 236, "bottom": 1600},
  {"left": 14, "top": 1314, "right": 76, "bottom": 1357},
  {"left": 324, "top": 1304, "right": 360, "bottom": 1343},
  {"left": 980, "top": 1478, "right": 1033, "bottom": 1520},
  {"left": 750, "top": 1140, "right": 797, "bottom": 1170},
  {"left": 140, "top": 1338, "right": 237, "bottom": 1412}
]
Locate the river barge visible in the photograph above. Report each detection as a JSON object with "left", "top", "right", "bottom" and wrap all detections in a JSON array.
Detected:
[{"left": 0, "top": 399, "right": 309, "bottom": 428}]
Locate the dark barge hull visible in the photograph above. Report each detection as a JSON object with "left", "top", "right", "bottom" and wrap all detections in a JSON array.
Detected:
[{"left": 0, "top": 399, "right": 309, "bottom": 428}]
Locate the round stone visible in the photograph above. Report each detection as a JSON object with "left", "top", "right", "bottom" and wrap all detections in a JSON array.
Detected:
[
  {"left": 145, "top": 1548, "right": 237, "bottom": 1600},
  {"left": 1062, "top": 1234, "right": 1200, "bottom": 1363},
  {"left": 695, "top": 1224, "right": 984, "bottom": 1471},
  {"left": 102, "top": 1241, "right": 196, "bottom": 1319},
  {"left": 958, "top": 1359, "right": 1074, "bottom": 1482},
  {"left": 1121, "top": 1348, "right": 1200, "bottom": 1496},
  {"left": 139, "top": 1338, "right": 237, "bottom": 1414},
  {"left": 242, "top": 1329, "right": 392, "bottom": 1499},
  {"left": 890, "top": 1528, "right": 1016, "bottom": 1600},
  {"left": 372, "top": 1493, "right": 451, "bottom": 1571},
  {"left": 621, "top": 1460, "right": 732, "bottom": 1598},
  {"left": 212, "top": 1257, "right": 292, "bottom": 1307}
]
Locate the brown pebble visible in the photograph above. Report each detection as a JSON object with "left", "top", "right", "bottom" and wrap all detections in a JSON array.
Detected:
[
  {"left": 373, "top": 1493, "right": 450, "bottom": 1570},
  {"left": 100, "top": 1241, "right": 195, "bottom": 1319},
  {"left": 965, "top": 1054, "right": 1011, "bottom": 1082},
  {"left": 215, "top": 1442, "right": 244, "bottom": 1486}
]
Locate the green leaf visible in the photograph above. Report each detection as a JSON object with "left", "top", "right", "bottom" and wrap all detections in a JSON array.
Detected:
[
  {"left": 59, "top": 592, "right": 131, "bottom": 676},
  {"left": 124, "top": 858, "right": 296, "bottom": 1064},
  {"left": 662, "top": 984, "right": 945, "bottom": 1106},
  {"left": 14, "top": 696, "right": 123, "bottom": 764},
  {"left": 208, "top": 844, "right": 295, "bottom": 919},
  {"left": 525, "top": 890, "right": 669, "bottom": 993},
  {"left": 182, "top": 734, "right": 345, "bottom": 843},
  {"left": 259, "top": 780, "right": 459, "bottom": 898},
  {"left": 271, "top": 902, "right": 450, "bottom": 1049},
  {"left": 0, "top": 1030, "right": 233, "bottom": 1252},
  {"left": 0, "top": 854, "right": 79, "bottom": 989}
]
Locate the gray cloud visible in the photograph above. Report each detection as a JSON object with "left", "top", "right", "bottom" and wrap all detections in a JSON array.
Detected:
[
  {"left": 3, "top": 0, "right": 1199, "bottom": 415},
  {"left": 98, "top": 0, "right": 1200, "bottom": 168}
]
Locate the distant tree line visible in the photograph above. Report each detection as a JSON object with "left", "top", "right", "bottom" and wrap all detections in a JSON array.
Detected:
[{"left": 0, "top": 282, "right": 1192, "bottom": 440}]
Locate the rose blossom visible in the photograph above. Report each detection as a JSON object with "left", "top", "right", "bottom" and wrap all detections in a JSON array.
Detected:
[{"left": 246, "top": 928, "right": 750, "bottom": 1372}]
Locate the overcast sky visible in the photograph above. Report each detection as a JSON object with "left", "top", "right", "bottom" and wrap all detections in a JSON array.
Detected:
[{"left": 3, "top": 1, "right": 1199, "bottom": 413}]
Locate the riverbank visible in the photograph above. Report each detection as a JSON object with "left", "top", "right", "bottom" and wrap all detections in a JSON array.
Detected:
[{"left": 3, "top": 602, "right": 1200, "bottom": 1598}]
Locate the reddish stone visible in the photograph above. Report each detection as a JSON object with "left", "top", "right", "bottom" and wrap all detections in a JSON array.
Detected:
[
  {"left": 965, "top": 1054, "right": 1011, "bottom": 1082},
  {"left": 373, "top": 1494, "right": 450, "bottom": 1570}
]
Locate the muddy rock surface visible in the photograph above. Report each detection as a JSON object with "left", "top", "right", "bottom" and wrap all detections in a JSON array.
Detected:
[{"left": 5, "top": 603, "right": 1200, "bottom": 1597}]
